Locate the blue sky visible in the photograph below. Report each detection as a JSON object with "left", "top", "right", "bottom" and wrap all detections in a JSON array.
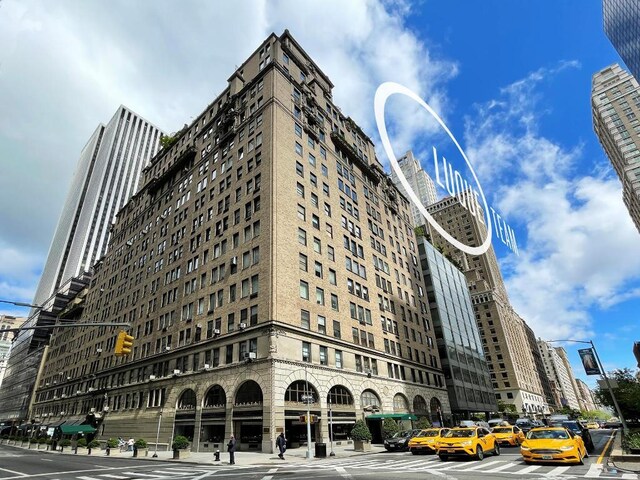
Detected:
[{"left": 0, "top": 0, "right": 638, "bottom": 389}]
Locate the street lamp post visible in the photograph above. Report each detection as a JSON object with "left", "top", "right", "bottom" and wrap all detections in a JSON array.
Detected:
[
  {"left": 548, "top": 339, "right": 629, "bottom": 435},
  {"left": 152, "top": 409, "right": 163, "bottom": 458},
  {"left": 329, "top": 397, "right": 335, "bottom": 456},
  {"left": 304, "top": 365, "right": 312, "bottom": 460}
]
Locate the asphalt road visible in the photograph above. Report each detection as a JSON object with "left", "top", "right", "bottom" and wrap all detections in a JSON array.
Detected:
[{"left": 0, "top": 429, "right": 630, "bottom": 480}]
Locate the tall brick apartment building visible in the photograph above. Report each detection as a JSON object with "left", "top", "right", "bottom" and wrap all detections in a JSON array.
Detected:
[{"left": 32, "top": 31, "right": 448, "bottom": 452}]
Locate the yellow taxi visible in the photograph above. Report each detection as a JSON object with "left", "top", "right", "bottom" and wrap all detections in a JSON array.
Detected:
[
  {"left": 491, "top": 425, "right": 525, "bottom": 446},
  {"left": 520, "top": 427, "right": 588, "bottom": 465},
  {"left": 437, "top": 426, "right": 500, "bottom": 461},
  {"left": 585, "top": 422, "right": 600, "bottom": 429},
  {"left": 408, "top": 427, "right": 450, "bottom": 455}
]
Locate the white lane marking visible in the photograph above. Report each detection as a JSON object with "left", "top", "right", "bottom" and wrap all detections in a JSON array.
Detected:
[
  {"left": 260, "top": 468, "right": 279, "bottom": 480},
  {"left": 545, "top": 466, "right": 571, "bottom": 476},
  {"left": 335, "top": 466, "right": 352, "bottom": 479},
  {"left": 41, "top": 459, "right": 54, "bottom": 462},
  {"left": 585, "top": 463, "right": 603, "bottom": 478},
  {"left": 621, "top": 474, "right": 638, "bottom": 480},
  {"left": 458, "top": 460, "right": 502, "bottom": 471},
  {"left": 0, "top": 466, "right": 28, "bottom": 476},
  {"left": 484, "top": 462, "right": 519, "bottom": 473},
  {"left": 119, "top": 473, "right": 165, "bottom": 478},
  {"left": 517, "top": 465, "right": 542, "bottom": 474},
  {"left": 77, "top": 477, "right": 102, "bottom": 480},
  {"left": 188, "top": 471, "right": 219, "bottom": 480},
  {"left": 98, "top": 475, "right": 129, "bottom": 479}
]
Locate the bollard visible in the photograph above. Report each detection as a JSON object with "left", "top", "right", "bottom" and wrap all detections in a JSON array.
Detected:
[
  {"left": 106, "top": 446, "right": 110, "bottom": 456},
  {"left": 214, "top": 449, "right": 220, "bottom": 461}
]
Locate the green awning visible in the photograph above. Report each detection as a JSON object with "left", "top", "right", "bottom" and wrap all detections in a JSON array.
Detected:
[
  {"left": 58, "top": 424, "right": 96, "bottom": 435},
  {"left": 366, "top": 413, "right": 417, "bottom": 420}
]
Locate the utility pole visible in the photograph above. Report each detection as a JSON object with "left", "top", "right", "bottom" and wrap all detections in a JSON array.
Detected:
[{"left": 305, "top": 365, "right": 312, "bottom": 459}]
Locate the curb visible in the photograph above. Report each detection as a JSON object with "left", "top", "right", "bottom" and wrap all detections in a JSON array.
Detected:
[{"left": 609, "top": 430, "right": 640, "bottom": 474}]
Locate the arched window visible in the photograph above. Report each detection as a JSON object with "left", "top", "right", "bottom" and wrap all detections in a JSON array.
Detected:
[
  {"left": 413, "top": 395, "right": 428, "bottom": 413},
  {"left": 177, "top": 389, "right": 196, "bottom": 410},
  {"left": 327, "top": 385, "right": 354, "bottom": 406},
  {"left": 285, "top": 380, "right": 319, "bottom": 403},
  {"left": 361, "top": 389, "right": 381, "bottom": 408},
  {"left": 235, "top": 380, "right": 263, "bottom": 406},
  {"left": 393, "top": 393, "right": 409, "bottom": 412},
  {"left": 429, "top": 397, "right": 442, "bottom": 413},
  {"left": 204, "top": 385, "right": 226, "bottom": 408}
]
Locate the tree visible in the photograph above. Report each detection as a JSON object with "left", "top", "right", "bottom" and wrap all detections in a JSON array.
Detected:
[
  {"left": 594, "top": 368, "right": 640, "bottom": 421},
  {"left": 416, "top": 417, "right": 432, "bottom": 429},
  {"left": 382, "top": 418, "right": 401, "bottom": 439},
  {"left": 350, "top": 420, "right": 372, "bottom": 442},
  {"left": 497, "top": 401, "right": 517, "bottom": 414}
]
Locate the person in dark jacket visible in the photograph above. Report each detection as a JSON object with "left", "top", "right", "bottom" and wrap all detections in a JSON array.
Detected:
[
  {"left": 276, "top": 432, "right": 286, "bottom": 459},
  {"left": 227, "top": 435, "right": 237, "bottom": 464}
]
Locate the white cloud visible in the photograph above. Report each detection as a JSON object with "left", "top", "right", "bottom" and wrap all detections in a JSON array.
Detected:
[
  {"left": 463, "top": 66, "right": 640, "bottom": 342},
  {"left": 0, "top": 0, "right": 455, "bottom": 307}
]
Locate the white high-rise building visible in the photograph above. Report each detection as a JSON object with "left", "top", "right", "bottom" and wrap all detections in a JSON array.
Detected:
[
  {"left": 390, "top": 150, "right": 437, "bottom": 227},
  {"left": 537, "top": 341, "right": 580, "bottom": 410},
  {"left": 32, "top": 106, "right": 165, "bottom": 306}
]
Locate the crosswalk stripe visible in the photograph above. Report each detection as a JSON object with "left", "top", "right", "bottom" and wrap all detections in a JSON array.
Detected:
[
  {"left": 517, "top": 465, "right": 542, "bottom": 474},
  {"left": 621, "top": 474, "right": 638, "bottom": 480},
  {"left": 77, "top": 477, "right": 101, "bottom": 480},
  {"left": 119, "top": 473, "right": 164, "bottom": 478},
  {"left": 585, "top": 463, "right": 603, "bottom": 478},
  {"left": 545, "top": 466, "right": 570, "bottom": 476},
  {"left": 458, "top": 460, "right": 502, "bottom": 471},
  {"left": 99, "top": 475, "right": 129, "bottom": 479},
  {"left": 484, "top": 462, "right": 519, "bottom": 473}
]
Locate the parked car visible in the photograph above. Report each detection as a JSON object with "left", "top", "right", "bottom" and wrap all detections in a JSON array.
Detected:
[
  {"left": 520, "top": 427, "right": 587, "bottom": 465},
  {"left": 488, "top": 418, "right": 509, "bottom": 428},
  {"left": 408, "top": 427, "right": 450, "bottom": 455},
  {"left": 437, "top": 427, "right": 500, "bottom": 461},
  {"left": 491, "top": 425, "right": 525, "bottom": 446},
  {"left": 384, "top": 429, "right": 421, "bottom": 452}
]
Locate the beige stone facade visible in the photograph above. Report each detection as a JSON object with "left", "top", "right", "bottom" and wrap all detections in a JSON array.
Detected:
[{"left": 32, "top": 31, "right": 448, "bottom": 452}]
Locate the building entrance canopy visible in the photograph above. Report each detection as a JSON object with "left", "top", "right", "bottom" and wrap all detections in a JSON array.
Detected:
[{"left": 366, "top": 413, "right": 417, "bottom": 421}]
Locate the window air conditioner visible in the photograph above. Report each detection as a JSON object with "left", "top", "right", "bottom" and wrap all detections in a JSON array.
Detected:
[
  {"left": 239, "top": 322, "right": 247, "bottom": 330},
  {"left": 203, "top": 364, "right": 210, "bottom": 369},
  {"left": 213, "top": 328, "right": 221, "bottom": 335},
  {"left": 243, "top": 352, "right": 257, "bottom": 360},
  {"left": 173, "top": 369, "right": 181, "bottom": 375},
  {"left": 149, "top": 375, "right": 156, "bottom": 380}
]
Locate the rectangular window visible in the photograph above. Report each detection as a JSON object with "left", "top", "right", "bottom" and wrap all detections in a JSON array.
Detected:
[
  {"left": 302, "top": 341, "right": 311, "bottom": 362},
  {"left": 299, "top": 280, "right": 309, "bottom": 299},
  {"left": 317, "top": 315, "right": 326, "bottom": 334},
  {"left": 298, "top": 228, "right": 307, "bottom": 246},
  {"left": 299, "top": 253, "right": 308, "bottom": 271},
  {"left": 335, "top": 350, "right": 343, "bottom": 368},
  {"left": 301, "top": 309, "right": 310, "bottom": 329},
  {"left": 319, "top": 346, "right": 328, "bottom": 365},
  {"left": 333, "top": 320, "right": 341, "bottom": 339}
]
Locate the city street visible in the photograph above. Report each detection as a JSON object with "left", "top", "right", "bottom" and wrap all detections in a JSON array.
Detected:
[{"left": 0, "top": 430, "right": 636, "bottom": 480}]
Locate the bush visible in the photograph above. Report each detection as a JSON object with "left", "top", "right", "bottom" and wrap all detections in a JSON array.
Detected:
[
  {"left": 382, "top": 418, "right": 401, "bottom": 439},
  {"left": 38, "top": 438, "right": 47, "bottom": 444},
  {"left": 416, "top": 417, "right": 432, "bottom": 429},
  {"left": 45, "top": 439, "right": 52, "bottom": 445},
  {"left": 60, "top": 439, "right": 72, "bottom": 447},
  {"left": 623, "top": 432, "right": 640, "bottom": 451},
  {"left": 76, "top": 438, "right": 87, "bottom": 447},
  {"left": 88, "top": 440, "right": 101, "bottom": 449},
  {"left": 172, "top": 435, "right": 189, "bottom": 450},
  {"left": 106, "top": 438, "right": 119, "bottom": 448},
  {"left": 350, "top": 420, "right": 372, "bottom": 442},
  {"left": 134, "top": 438, "right": 148, "bottom": 448},
  {"left": 30, "top": 438, "right": 38, "bottom": 444},
  {"left": 1, "top": 435, "right": 8, "bottom": 439}
]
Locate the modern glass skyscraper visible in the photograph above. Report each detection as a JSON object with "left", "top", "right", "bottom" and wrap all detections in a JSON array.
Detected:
[
  {"left": 32, "top": 106, "right": 164, "bottom": 307},
  {"left": 418, "top": 238, "right": 496, "bottom": 422},
  {"left": 592, "top": 64, "right": 640, "bottom": 233},
  {"left": 603, "top": 0, "right": 640, "bottom": 81},
  {"left": 0, "top": 106, "right": 163, "bottom": 427}
]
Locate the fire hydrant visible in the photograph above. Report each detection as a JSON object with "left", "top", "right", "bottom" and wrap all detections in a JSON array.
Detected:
[{"left": 214, "top": 449, "right": 220, "bottom": 461}]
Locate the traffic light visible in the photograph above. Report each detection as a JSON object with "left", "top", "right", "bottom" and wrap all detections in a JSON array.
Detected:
[
  {"left": 114, "top": 330, "right": 134, "bottom": 356},
  {"left": 298, "top": 415, "right": 318, "bottom": 424}
]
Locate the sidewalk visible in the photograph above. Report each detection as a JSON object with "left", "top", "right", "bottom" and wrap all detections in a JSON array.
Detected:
[
  {"left": 609, "top": 430, "right": 640, "bottom": 473},
  {"left": 1, "top": 441, "right": 387, "bottom": 467}
]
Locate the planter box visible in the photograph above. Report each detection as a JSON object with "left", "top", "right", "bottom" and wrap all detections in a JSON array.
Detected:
[
  {"left": 76, "top": 447, "right": 88, "bottom": 455},
  {"left": 629, "top": 448, "right": 640, "bottom": 454},
  {"left": 37, "top": 443, "right": 46, "bottom": 450},
  {"left": 134, "top": 448, "right": 148, "bottom": 458},
  {"left": 29, "top": 442, "right": 38, "bottom": 449},
  {"left": 353, "top": 440, "right": 371, "bottom": 452},
  {"left": 173, "top": 449, "right": 191, "bottom": 460}
]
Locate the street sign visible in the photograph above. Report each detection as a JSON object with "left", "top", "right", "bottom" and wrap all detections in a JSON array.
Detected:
[{"left": 598, "top": 379, "right": 618, "bottom": 389}]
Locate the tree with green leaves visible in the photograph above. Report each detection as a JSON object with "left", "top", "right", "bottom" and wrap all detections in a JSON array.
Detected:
[
  {"left": 594, "top": 368, "right": 640, "bottom": 421},
  {"left": 382, "top": 418, "right": 401, "bottom": 439},
  {"left": 416, "top": 417, "right": 432, "bottom": 429},
  {"left": 350, "top": 420, "right": 372, "bottom": 442}
]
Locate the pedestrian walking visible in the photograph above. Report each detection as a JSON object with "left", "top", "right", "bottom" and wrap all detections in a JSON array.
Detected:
[
  {"left": 127, "top": 437, "right": 134, "bottom": 452},
  {"left": 227, "top": 435, "right": 237, "bottom": 464},
  {"left": 276, "top": 432, "right": 286, "bottom": 460}
]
